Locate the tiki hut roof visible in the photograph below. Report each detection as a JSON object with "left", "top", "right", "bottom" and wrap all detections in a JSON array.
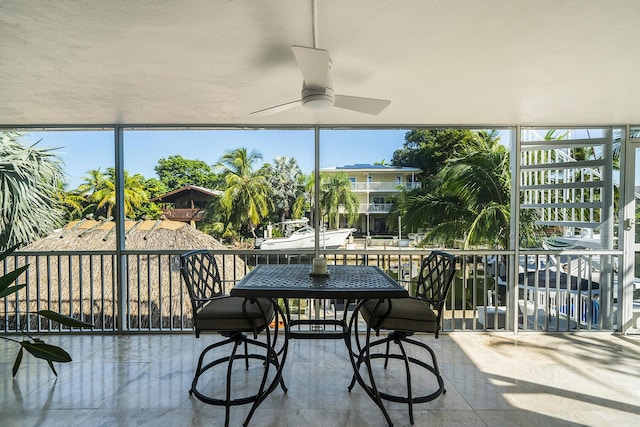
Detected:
[
  {"left": 24, "top": 217, "right": 227, "bottom": 251},
  {"left": 22, "top": 217, "right": 247, "bottom": 282},
  {"left": 11, "top": 218, "right": 249, "bottom": 330}
]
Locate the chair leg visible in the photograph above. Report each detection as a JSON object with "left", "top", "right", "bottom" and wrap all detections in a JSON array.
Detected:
[
  {"left": 241, "top": 338, "right": 269, "bottom": 427},
  {"left": 266, "top": 301, "right": 289, "bottom": 394},
  {"left": 404, "top": 335, "right": 446, "bottom": 396},
  {"left": 396, "top": 338, "right": 414, "bottom": 425},
  {"left": 243, "top": 304, "right": 290, "bottom": 427},
  {"left": 189, "top": 332, "right": 287, "bottom": 427},
  {"left": 350, "top": 332, "right": 446, "bottom": 426},
  {"left": 347, "top": 307, "right": 363, "bottom": 391},
  {"left": 383, "top": 338, "right": 391, "bottom": 369},
  {"left": 242, "top": 336, "right": 286, "bottom": 427},
  {"left": 190, "top": 336, "right": 235, "bottom": 395},
  {"left": 350, "top": 333, "right": 393, "bottom": 392},
  {"left": 348, "top": 325, "right": 395, "bottom": 427},
  {"left": 225, "top": 339, "right": 241, "bottom": 427},
  {"left": 244, "top": 339, "right": 249, "bottom": 370}
]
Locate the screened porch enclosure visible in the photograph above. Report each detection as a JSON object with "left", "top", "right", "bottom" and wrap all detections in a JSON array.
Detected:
[{"left": 1, "top": 126, "right": 637, "bottom": 335}]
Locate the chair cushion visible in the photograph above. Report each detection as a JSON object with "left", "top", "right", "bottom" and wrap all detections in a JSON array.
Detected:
[
  {"left": 195, "top": 296, "right": 275, "bottom": 332},
  {"left": 360, "top": 298, "right": 439, "bottom": 333}
]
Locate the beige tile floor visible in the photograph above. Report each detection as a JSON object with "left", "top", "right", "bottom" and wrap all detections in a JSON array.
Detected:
[{"left": 2, "top": 332, "right": 640, "bottom": 427}]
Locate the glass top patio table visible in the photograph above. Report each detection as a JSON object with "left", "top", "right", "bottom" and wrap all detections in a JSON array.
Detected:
[{"left": 230, "top": 264, "right": 409, "bottom": 300}]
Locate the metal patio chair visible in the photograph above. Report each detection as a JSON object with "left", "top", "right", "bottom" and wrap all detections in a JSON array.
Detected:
[
  {"left": 349, "top": 250, "right": 456, "bottom": 425},
  {"left": 180, "top": 250, "right": 286, "bottom": 427}
]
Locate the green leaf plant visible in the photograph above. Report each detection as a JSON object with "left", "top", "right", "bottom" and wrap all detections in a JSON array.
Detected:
[{"left": 1, "top": 245, "right": 93, "bottom": 377}]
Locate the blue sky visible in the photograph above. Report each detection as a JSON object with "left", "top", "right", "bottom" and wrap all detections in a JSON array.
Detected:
[
  {"left": 23, "top": 129, "right": 411, "bottom": 189},
  {"left": 22, "top": 128, "right": 513, "bottom": 189}
]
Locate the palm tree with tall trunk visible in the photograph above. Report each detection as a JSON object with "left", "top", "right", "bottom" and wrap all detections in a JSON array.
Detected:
[
  {"left": 320, "top": 172, "right": 359, "bottom": 229},
  {"left": 215, "top": 148, "right": 270, "bottom": 239},
  {"left": 77, "top": 167, "right": 148, "bottom": 218}
]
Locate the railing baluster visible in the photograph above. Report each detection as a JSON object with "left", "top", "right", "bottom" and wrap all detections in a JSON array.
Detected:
[{"left": 0, "top": 248, "right": 621, "bottom": 334}]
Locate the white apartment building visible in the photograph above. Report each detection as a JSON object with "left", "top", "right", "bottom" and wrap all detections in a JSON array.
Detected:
[{"left": 321, "top": 164, "right": 422, "bottom": 236}]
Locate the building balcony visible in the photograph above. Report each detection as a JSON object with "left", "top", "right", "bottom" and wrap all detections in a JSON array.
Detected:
[
  {"left": 358, "top": 203, "right": 395, "bottom": 213},
  {"left": 161, "top": 208, "right": 206, "bottom": 222},
  {"left": 351, "top": 182, "right": 421, "bottom": 192}
]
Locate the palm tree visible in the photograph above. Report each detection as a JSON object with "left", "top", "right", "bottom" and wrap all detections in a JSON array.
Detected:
[
  {"left": 402, "top": 130, "right": 536, "bottom": 249},
  {"left": 77, "top": 167, "right": 148, "bottom": 218},
  {"left": 56, "top": 181, "right": 87, "bottom": 221},
  {"left": 76, "top": 168, "right": 107, "bottom": 215},
  {"left": 320, "top": 172, "right": 359, "bottom": 229},
  {"left": 0, "top": 132, "right": 65, "bottom": 250},
  {"left": 215, "top": 148, "right": 270, "bottom": 239}
]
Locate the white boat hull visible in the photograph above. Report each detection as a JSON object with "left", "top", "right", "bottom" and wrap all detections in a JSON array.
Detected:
[{"left": 259, "top": 228, "right": 354, "bottom": 250}]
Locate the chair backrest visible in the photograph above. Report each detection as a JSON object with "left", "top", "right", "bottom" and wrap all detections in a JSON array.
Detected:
[
  {"left": 180, "top": 250, "right": 224, "bottom": 314},
  {"left": 415, "top": 250, "right": 457, "bottom": 334}
]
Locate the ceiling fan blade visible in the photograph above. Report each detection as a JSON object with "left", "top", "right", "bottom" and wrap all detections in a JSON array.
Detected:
[
  {"left": 334, "top": 95, "right": 391, "bottom": 115},
  {"left": 292, "top": 45, "right": 329, "bottom": 89},
  {"left": 250, "top": 99, "right": 301, "bottom": 116}
]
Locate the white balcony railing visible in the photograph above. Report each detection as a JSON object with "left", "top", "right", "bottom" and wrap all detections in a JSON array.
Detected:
[
  {"left": 1, "top": 248, "right": 620, "bottom": 334},
  {"left": 351, "top": 182, "right": 421, "bottom": 192},
  {"left": 359, "top": 203, "right": 395, "bottom": 213}
]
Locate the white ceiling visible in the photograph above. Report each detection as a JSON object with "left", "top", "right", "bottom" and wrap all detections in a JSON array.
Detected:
[{"left": 1, "top": 0, "right": 639, "bottom": 127}]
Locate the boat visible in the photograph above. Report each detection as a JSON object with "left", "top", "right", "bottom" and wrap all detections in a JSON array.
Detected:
[{"left": 256, "top": 218, "right": 355, "bottom": 250}]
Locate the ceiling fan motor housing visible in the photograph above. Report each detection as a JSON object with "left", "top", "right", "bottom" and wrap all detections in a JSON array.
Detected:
[{"left": 301, "top": 81, "right": 334, "bottom": 109}]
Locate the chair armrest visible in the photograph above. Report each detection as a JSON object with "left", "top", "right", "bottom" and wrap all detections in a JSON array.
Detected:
[{"left": 194, "top": 295, "right": 228, "bottom": 304}]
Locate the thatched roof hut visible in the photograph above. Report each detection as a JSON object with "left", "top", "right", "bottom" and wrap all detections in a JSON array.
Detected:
[
  {"left": 7, "top": 218, "right": 248, "bottom": 331},
  {"left": 24, "top": 217, "right": 246, "bottom": 276}
]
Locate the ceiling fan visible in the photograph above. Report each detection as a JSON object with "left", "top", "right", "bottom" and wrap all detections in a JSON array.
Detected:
[{"left": 251, "top": 45, "right": 391, "bottom": 116}]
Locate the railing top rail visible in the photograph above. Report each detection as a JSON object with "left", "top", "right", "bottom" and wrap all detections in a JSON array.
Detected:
[
  {"left": 14, "top": 250, "right": 119, "bottom": 256},
  {"left": 11, "top": 248, "right": 622, "bottom": 257},
  {"left": 514, "top": 249, "right": 622, "bottom": 256}
]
